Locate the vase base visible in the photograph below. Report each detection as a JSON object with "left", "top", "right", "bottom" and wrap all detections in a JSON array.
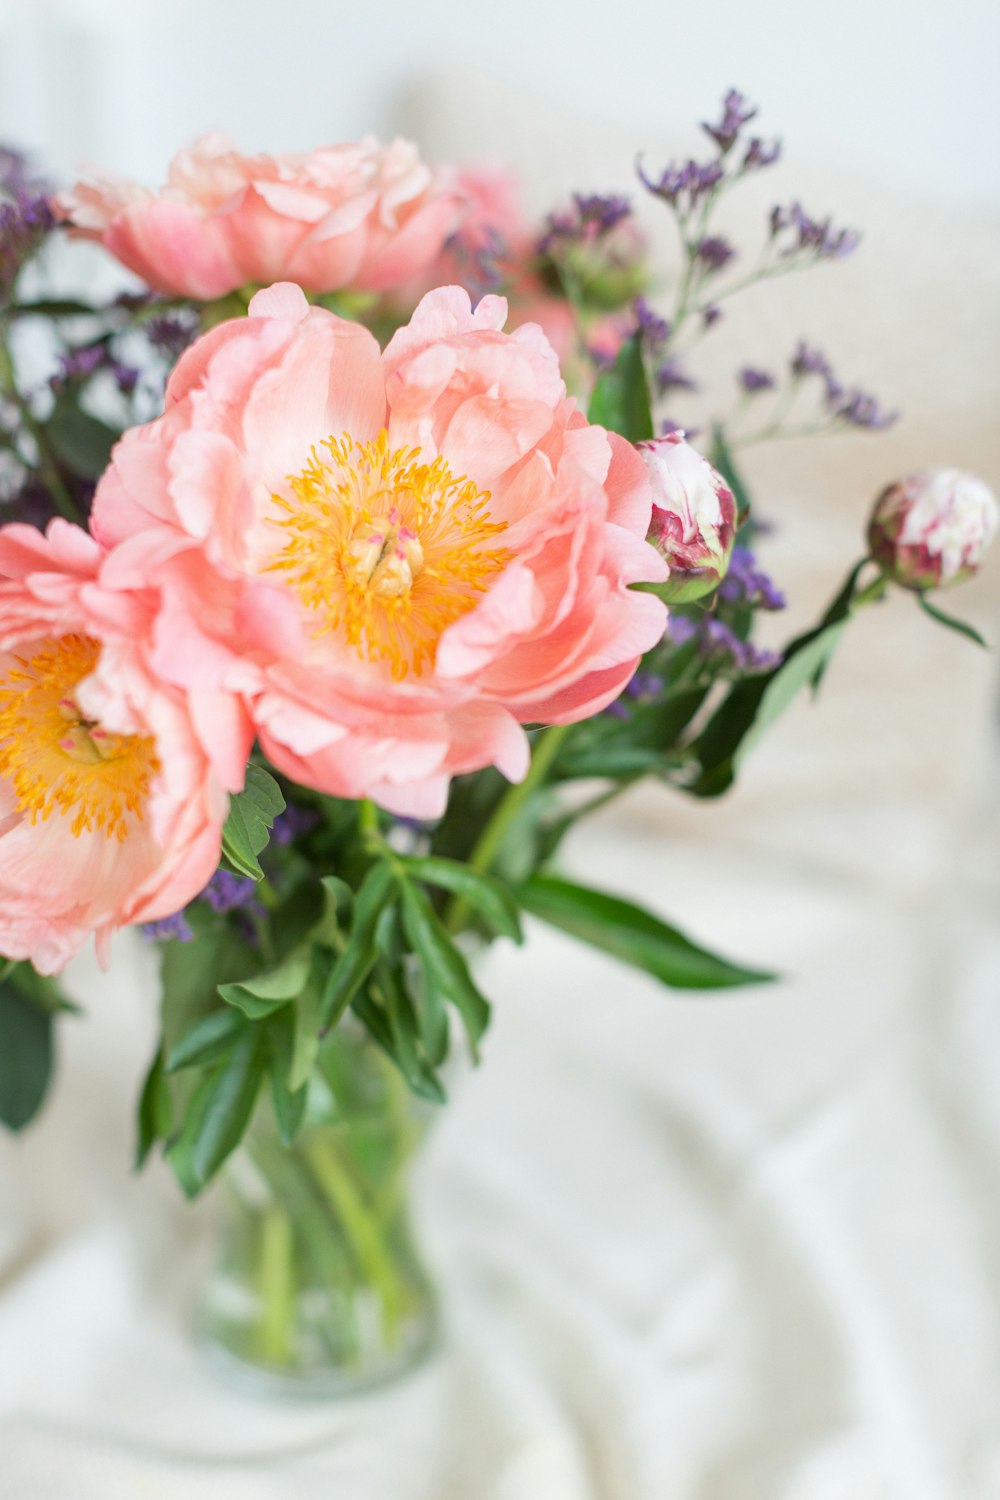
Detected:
[{"left": 194, "top": 1300, "right": 438, "bottom": 1401}]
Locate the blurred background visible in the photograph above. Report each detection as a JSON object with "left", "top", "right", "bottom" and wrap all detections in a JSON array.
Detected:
[{"left": 1, "top": 2, "right": 999, "bottom": 1497}]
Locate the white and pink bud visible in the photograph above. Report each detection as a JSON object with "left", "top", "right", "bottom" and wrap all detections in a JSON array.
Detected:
[
  {"left": 639, "top": 432, "right": 738, "bottom": 602},
  {"left": 867, "top": 468, "right": 998, "bottom": 591}
]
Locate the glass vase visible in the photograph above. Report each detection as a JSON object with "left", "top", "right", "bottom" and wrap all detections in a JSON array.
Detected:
[{"left": 196, "top": 1019, "right": 437, "bottom": 1396}]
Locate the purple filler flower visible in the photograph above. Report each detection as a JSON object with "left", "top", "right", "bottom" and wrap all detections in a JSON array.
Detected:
[
  {"left": 142, "top": 911, "right": 195, "bottom": 943},
  {"left": 702, "top": 89, "right": 758, "bottom": 154},
  {"left": 696, "top": 236, "right": 736, "bottom": 273},
  {"left": 717, "top": 545, "right": 786, "bottom": 609},
  {"left": 738, "top": 367, "right": 776, "bottom": 394},
  {"left": 200, "top": 869, "right": 264, "bottom": 915}
]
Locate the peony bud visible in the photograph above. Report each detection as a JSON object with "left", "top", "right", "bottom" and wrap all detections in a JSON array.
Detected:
[
  {"left": 867, "top": 468, "right": 998, "bottom": 591},
  {"left": 639, "top": 432, "right": 737, "bottom": 602}
]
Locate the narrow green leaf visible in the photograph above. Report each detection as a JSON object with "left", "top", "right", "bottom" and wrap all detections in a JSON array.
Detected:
[
  {"left": 400, "top": 882, "right": 490, "bottom": 1056},
  {"left": 351, "top": 985, "right": 446, "bottom": 1104},
  {"left": 402, "top": 855, "right": 523, "bottom": 942},
  {"left": 166, "top": 1028, "right": 263, "bottom": 1197},
  {"left": 587, "top": 334, "right": 654, "bottom": 443},
  {"left": 918, "top": 592, "right": 988, "bottom": 647},
  {"left": 166, "top": 1006, "right": 246, "bottom": 1072},
  {"left": 288, "top": 956, "right": 325, "bottom": 1094},
  {"left": 0, "top": 978, "right": 54, "bottom": 1130},
  {"left": 519, "top": 873, "right": 775, "bottom": 990},
  {"left": 265, "top": 1008, "right": 309, "bottom": 1146},
  {"left": 734, "top": 619, "right": 847, "bottom": 767},
  {"left": 220, "top": 764, "right": 286, "bottom": 881},
  {"left": 136, "top": 1047, "right": 172, "bottom": 1167},
  {"left": 318, "top": 861, "right": 397, "bottom": 1030}
]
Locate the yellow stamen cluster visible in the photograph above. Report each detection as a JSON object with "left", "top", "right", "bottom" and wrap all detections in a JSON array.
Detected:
[
  {"left": 267, "top": 431, "right": 510, "bottom": 679},
  {"left": 0, "top": 634, "right": 159, "bottom": 841}
]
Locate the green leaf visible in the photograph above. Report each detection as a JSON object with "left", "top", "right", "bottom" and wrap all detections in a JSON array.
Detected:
[
  {"left": 400, "top": 881, "right": 491, "bottom": 1057},
  {"left": 267, "top": 1013, "right": 309, "bottom": 1146},
  {"left": 220, "top": 764, "right": 286, "bottom": 881},
  {"left": 46, "top": 394, "right": 118, "bottom": 480},
  {"left": 733, "top": 619, "right": 848, "bottom": 768},
  {"left": 518, "top": 873, "right": 775, "bottom": 990},
  {"left": 0, "top": 976, "right": 54, "bottom": 1130},
  {"left": 351, "top": 982, "right": 447, "bottom": 1104},
  {"left": 318, "top": 861, "right": 397, "bottom": 1030},
  {"left": 288, "top": 953, "right": 325, "bottom": 1093},
  {"left": 218, "top": 948, "right": 312, "bottom": 1018},
  {"left": 166, "top": 1006, "right": 247, "bottom": 1072},
  {"left": 587, "top": 334, "right": 653, "bottom": 443},
  {"left": 402, "top": 856, "right": 523, "bottom": 942},
  {"left": 918, "top": 592, "right": 988, "bottom": 647},
  {"left": 166, "top": 1027, "right": 263, "bottom": 1197},
  {"left": 136, "top": 1048, "right": 173, "bottom": 1167}
]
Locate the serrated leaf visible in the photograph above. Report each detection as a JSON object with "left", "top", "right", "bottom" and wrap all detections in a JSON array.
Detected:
[
  {"left": 166, "top": 1006, "right": 247, "bottom": 1071},
  {"left": 402, "top": 855, "right": 523, "bottom": 942},
  {"left": 220, "top": 764, "right": 286, "bottom": 881},
  {"left": 519, "top": 873, "right": 775, "bottom": 990},
  {"left": 0, "top": 977, "right": 54, "bottom": 1131},
  {"left": 587, "top": 334, "right": 653, "bottom": 443},
  {"left": 166, "top": 1027, "right": 263, "bottom": 1197},
  {"left": 400, "top": 881, "right": 490, "bottom": 1057}
]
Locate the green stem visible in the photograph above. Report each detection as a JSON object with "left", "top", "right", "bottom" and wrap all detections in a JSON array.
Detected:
[
  {"left": 0, "top": 322, "right": 80, "bottom": 522},
  {"left": 302, "top": 1134, "right": 407, "bottom": 1346},
  {"left": 445, "top": 723, "right": 572, "bottom": 933},
  {"left": 257, "top": 1206, "right": 295, "bottom": 1364}
]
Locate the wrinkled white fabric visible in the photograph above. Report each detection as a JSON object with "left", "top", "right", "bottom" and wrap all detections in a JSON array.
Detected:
[{"left": 1, "top": 74, "right": 999, "bottom": 1500}]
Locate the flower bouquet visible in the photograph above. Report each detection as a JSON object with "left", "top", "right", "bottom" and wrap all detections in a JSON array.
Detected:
[{"left": 0, "top": 93, "right": 993, "bottom": 1393}]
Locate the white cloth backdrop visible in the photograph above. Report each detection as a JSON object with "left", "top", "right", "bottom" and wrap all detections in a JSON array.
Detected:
[{"left": 1, "top": 74, "right": 999, "bottom": 1500}]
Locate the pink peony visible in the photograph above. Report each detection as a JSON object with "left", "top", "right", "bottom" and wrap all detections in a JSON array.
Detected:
[
  {"left": 0, "top": 520, "right": 250, "bottom": 973},
  {"left": 640, "top": 432, "right": 737, "bottom": 602},
  {"left": 92, "top": 283, "right": 668, "bottom": 817},
  {"left": 53, "top": 134, "right": 464, "bottom": 301},
  {"left": 867, "top": 468, "right": 998, "bottom": 590}
]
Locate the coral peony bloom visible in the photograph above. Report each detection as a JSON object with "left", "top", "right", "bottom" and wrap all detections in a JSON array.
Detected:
[
  {"left": 53, "top": 134, "right": 464, "bottom": 301},
  {"left": 0, "top": 520, "right": 250, "bottom": 973},
  {"left": 867, "top": 468, "right": 998, "bottom": 590},
  {"left": 639, "top": 432, "right": 737, "bottom": 602},
  {"left": 92, "top": 283, "right": 667, "bottom": 817}
]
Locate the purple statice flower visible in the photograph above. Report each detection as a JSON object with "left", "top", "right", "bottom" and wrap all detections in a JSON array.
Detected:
[
  {"left": 142, "top": 911, "right": 195, "bottom": 943},
  {"left": 772, "top": 202, "right": 861, "bottom": 261},
  {"left": 742, "top": 137, "right": 782, "bottom": 173},
  {"left": 573, "top": 192, "right": 632, "bottom": 234},
  {"left": 659, "top": 416, "right": 701, "bottom": 440},
  {"left": 666, "top": 612, "right": 778, "bottom": 675},
  {"left": 111, "top": 360, "right": 140, "bottom": 397},
  {"left": 0, "top": 190, "right": 54, "bottom": 297},
  {"left": 624, "top": 670, "right": 665, "bottom": 700},
  {"left": 738, "top": 366, "right": 776, "bottom": 394},
  {"left": 717, "top": 545, "right": 786, "bottom": 609},
  {"left": 654, "top": 358, "right": 697, "bottom": 396},
  {"left": 147, "top": 312, "right": 198, "bottom": 358},
  {"left": 637, "top": 156, "right": 724, "bottom": 212},
  {"left": 791, "top": 340, "right": 832, "bottom": 380},
  {"left": 200, "top": 868, "right": 266, "bottom": 917},
  {"left": 831, "top": 388, "right": 898, "bottom": 431},
  {"left": 702, "top": 89, "right": 758, "bottom": 154},
  {"left": 269, "top": 801, "right": 320, "bottom": 847},
  {"left": 633, "top": 295, "right": 671, "bottom": 351},
  {"left": 604, "top": 698, "right": 631, "bottom": 720},
  {"left": 51, "top": 344, "right": 105, "bottom": 389},
  {"left": 702, "top": 304, "right": 722, "bottom": 329},
  {"left": 696, "top": 236, "right": 736, "bottom": 273}
]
